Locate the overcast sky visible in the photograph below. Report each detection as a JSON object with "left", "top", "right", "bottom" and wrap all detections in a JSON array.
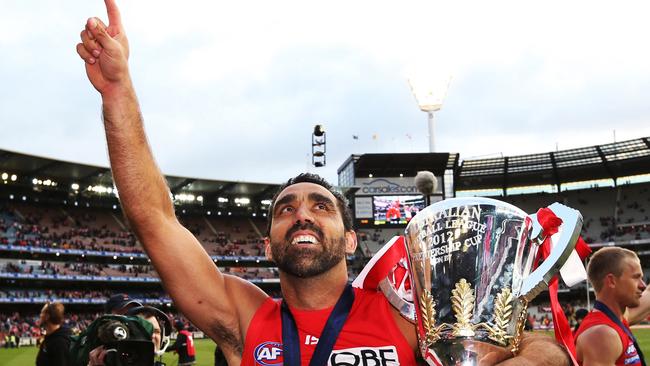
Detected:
[{"left": 2, "top": 0, "right": 650, "bottom": 185}]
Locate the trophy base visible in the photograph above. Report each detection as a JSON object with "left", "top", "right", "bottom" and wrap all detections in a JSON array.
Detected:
[{"left": 427, "top": 339, "right": 512, "bottom": 366}]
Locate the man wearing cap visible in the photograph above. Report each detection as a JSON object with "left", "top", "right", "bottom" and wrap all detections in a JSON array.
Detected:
[
  {"left": 104, "top": 293, "right": 142, "bottom": 315},
  {"left": 88, "top": 305, "right": 171, "bottom": 365}
]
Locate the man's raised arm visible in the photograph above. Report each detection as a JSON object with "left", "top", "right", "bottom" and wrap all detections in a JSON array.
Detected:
[{"left": 76, "top": 0, "right": 267, "bottom": 360}]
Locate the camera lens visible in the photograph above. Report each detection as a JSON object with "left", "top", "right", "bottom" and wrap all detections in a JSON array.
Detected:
[{"left": 98, "top": 320, "right": 130, "bottom": 343}]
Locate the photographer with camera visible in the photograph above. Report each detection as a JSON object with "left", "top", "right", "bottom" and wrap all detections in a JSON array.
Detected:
[{"left": 82, "top": 305, "right": 171, "bottom": 366}]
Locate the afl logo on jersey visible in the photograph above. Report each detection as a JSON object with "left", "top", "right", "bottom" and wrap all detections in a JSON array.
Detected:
[{"left": 254, "top": 341, "right": 283, "bottom": 365}]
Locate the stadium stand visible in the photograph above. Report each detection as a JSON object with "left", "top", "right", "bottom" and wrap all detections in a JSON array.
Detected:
[{"left": 1, "top": 136, "right": 649, "bottom": 345}]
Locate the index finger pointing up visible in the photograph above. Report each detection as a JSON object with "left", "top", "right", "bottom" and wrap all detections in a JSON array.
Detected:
[{"left": 104, "top": 0, "right": 122, "bottom": 27}]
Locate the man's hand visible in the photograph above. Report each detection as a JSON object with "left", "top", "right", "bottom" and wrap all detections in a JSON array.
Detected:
[
  {"left": 494, "top": 333, "right": 570, "bottom": 366},
  {"left": 88, "top": 346, "right": 109, "bottom": 366},
  {"left": 76, "top": 0, "right": 130, "bottom": 94}
]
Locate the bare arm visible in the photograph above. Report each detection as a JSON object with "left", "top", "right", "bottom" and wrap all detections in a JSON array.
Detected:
[
  {"left": 76, "top": 0, "right": 267, "bottom": 359},
  {"left": 576, "top": 325, "right": 621, "bottom": 366},
  {"left": 626, "top": 287, "right": 650, "bottom": 325},
  {"left": 490, "top": 333, "right": 569, "bottom": 366}
]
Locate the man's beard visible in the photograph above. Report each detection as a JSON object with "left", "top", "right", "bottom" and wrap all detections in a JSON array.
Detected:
[{"left": 271, "top": 222, "right": 347, "bottom": 278}]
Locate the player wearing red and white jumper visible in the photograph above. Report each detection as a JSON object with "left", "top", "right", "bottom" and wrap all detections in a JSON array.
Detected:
[
  {"left": 242, "top": 287, "right": 415, "bottom": 365},
  {"left": 76, "top": 1, "right": 573, "bottom": 365},
  {"left": 576, "top": 247, "right": 647, "bottom": 366},
  {"left": 576, "top": 312, "right": 640, "bottom": 366}
]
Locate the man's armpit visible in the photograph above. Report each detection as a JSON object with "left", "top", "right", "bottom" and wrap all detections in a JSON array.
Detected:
[{"left": 209, "top": 319, "right": 243, "bottom": 356}]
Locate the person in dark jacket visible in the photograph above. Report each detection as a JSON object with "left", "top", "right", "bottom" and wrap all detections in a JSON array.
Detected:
[
  {"left": 214, "top": 345, "right": 227, "bottom": 366},
  {"left": 167, "top": 320, "right": 196, "bottom": 365},
  {"left": 36, "top": 302, "right": 72, "bottom": 366}
]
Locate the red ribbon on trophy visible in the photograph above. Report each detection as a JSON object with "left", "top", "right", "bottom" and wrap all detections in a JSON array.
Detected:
[
  {"left": 352, "top": 236, "right": 407, "bottom": 291},
  {"left": 535, "top": 208, "right": 592, "bottom": 366}
]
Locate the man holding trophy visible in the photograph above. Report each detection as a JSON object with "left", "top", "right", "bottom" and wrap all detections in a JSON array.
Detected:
[{"left": 76, "top": 1, "right": 574, "bottom": 364}]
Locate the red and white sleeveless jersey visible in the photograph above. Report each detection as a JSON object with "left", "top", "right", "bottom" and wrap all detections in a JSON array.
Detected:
[
  {"left": 575, "top": 310, "right": 642, "bottom": 366},
  {"left": 241, "top": 287, "right": 416, "bottom": 366}
]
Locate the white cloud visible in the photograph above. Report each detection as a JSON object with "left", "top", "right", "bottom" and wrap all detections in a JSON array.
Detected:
[{"left": 1, "top": 0, "right": 650, "bottom": 184}]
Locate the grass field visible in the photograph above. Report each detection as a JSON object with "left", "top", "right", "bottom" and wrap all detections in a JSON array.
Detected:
[{"left": 2, "top": 329, "right": 650, "bottom": 365}]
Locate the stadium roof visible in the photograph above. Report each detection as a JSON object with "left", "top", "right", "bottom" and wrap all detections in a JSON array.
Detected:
[
  {"left": 0, "top": 149, "right": 280, "bottom": 201},
  {"left": 3, "top": 136, "right": 649, "bottom": 199},
  {"left": 456, "top": 137, "right": 650, "bottom": 191},
  {"left": 338, "top": 152, "right": 459, "bottom": 177}
]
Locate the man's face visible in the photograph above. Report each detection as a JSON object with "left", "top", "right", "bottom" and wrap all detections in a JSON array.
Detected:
[
  {"left": 614, "top": 258, "right": 646, "bottom": 308},
  {"left": 141, "top": 315, "right": 161, "bottom": 353},
  {"left": 267, "top": 182, "right": 355, "bottom": 278}
]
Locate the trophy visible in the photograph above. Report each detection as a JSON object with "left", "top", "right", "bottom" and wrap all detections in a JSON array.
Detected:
[{"left": 392, "top": 197, "right": 582, "bottom": 365}]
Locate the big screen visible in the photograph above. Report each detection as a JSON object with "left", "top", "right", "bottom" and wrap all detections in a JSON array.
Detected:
[{"left": 372, "top": 195, "right": 425, "bottom": 225}]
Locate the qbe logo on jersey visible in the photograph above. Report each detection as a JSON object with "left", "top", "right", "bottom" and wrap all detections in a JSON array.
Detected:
[
  {"left": 328, "top": 346, "right": 400, "bottom": 366},
  {"left": 254, "top": 342, "right": 283, "bottom": 365}
]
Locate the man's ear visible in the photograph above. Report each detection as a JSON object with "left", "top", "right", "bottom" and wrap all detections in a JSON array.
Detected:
[
  {"left": 345, "top": 230, "right": 358, "bottom": 255},
  {"left": 605, "top": 273, "right": 617, "bottom": 288},
  {"left": 264, "top": 237, "right": 273, "bottom": 261}
]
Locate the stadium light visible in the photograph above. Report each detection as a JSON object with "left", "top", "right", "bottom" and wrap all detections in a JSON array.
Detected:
[
  {"left": 312, "top": 124, "right": 326, "bottom": 167},
  {"left": 1, "top": 173, "right": 7, "bottom": 180},
  {"left": 313, "top": 125, "right": 325, "bottom": 137},
  {"left": 408, "top": 73, "right": 452, "bottom": 152},
  {"left": 71, "top": 183, "right": 80, "bottom": 191},
  {"left": 10, "top": 174, "right": 16, "bottom": 182},
  {"left": 235, "top": 197, "right": 250, "bottom": 205},
  {"left": 88, "top": 185, "right": 113, "bottom": 194}
]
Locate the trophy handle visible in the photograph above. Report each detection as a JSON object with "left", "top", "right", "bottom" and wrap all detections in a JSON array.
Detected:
[
  {"left": 517, "top": 203, "right": 583, "bottom": 302},
  {"left": 379, "top": 276, "right": 416, "bottom": 322}
]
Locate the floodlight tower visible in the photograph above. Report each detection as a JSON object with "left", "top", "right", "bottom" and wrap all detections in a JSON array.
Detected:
[
  {"left": 312, "top": 124, "right": 326, "bottom": 167},
  {"left": 408, "top": 75, "right": 452, "bottom": 152}
]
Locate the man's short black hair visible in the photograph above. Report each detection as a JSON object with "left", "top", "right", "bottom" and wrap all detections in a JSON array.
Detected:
[{"left": 265, "top": 173, "right": 353, "bottom": 235}]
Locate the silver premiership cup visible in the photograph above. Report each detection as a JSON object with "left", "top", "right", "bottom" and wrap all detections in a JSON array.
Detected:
[{"left": 403, "top": 197, "right": 582, "bottom": 365}]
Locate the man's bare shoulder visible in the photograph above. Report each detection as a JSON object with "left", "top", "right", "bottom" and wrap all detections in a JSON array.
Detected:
[
  {"left": 577, "top": 323, "right": 620, "bottom": 342},
  {"left": 576, "top": 324, "right": 622, "bottom": 365},
  {"left": 223, "top": 273, "right": 270, "bottom": 306}
]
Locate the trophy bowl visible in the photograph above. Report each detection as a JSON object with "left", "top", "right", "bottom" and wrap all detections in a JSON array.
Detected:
[{"left": 403, "top": 197, "right": 581, "bottom": 365}]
